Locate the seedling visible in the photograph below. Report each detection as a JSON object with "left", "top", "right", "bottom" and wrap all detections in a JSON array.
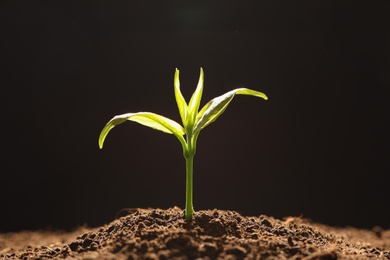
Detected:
[{"left": 98, "top": 68, "right": 268, "bottom": 220}]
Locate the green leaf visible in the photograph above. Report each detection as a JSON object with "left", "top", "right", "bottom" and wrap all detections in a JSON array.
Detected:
[
  {"left": 99, "top": 112, "right": 185, "bottom": 149},
  {"left": 186, "top": 67, "right": 204, "bottom": 127},
  {"left": 174, "top": 68, "right": 188, "bottom": 125},
  {"left": 194, "top": 88, "right": 268, "bottom": 133}
]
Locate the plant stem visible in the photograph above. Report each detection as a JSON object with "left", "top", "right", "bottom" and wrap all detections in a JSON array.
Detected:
[
  {"left": 185, "top": 154, "right": 194, "bottom": 220},
  {"left": 184, "top": 132, "right": 198, "bottom": 220}
]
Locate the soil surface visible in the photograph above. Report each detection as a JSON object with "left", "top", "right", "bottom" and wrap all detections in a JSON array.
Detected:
[{"left": 1, "top": 207, "right": 389, "bottom": 259}]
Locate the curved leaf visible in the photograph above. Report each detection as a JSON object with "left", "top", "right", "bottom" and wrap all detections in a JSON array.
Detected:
[
  {"left": 194, "top": 88, "right": 268, "bottom": 133},
  {"left": 99, "top": 112, "right": 185, "bottom": 148},
  {"left": 174, "top": 68, "right": 188, "bottom": 125},
  {"left": 186, "top": 67, "right": 204, "bottom": 127}
]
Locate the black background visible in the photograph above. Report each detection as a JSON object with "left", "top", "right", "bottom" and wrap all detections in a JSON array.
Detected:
[{"left": 1, "top": 1, "right": 389, "bottom": 232}]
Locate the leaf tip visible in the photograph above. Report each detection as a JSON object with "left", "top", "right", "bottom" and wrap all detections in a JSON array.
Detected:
[
  {"left": 98, "top": 136, "right": 105, "bottom": 149},
  {"left": 174, "top": 68, "right": 179, "bottom": 80}
]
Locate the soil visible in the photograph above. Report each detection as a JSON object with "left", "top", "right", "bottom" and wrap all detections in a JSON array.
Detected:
[{"left": 1, "top": 207, "right": 389, "bottom": 259}]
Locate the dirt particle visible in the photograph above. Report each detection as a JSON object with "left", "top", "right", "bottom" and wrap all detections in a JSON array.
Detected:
[
  {"left": 199, "top": 242, "right": 219, "bottom": 258},
  {"left": 157, "top": 250, "right": 170, "bottom": 260},
  {"left": 226, "top": 245, "right": 247, "bottom": 257},
  {"left": 370, "top": 247, "right": 381, "bottom": 255},
  {"left": 166, "top": 234, "right": 195, "bottom": 250},
  {"left": 207, "top": 218, "right": 226, "bottom": 237},
  {"left": 138, "top": 241, "right": 149, "bottom": 253},
  {"left": 261, "top": 218, "right": 273, "bottom": 228},
  {"left": 68, "top": 241, "right": 79, "bottom": 251},
  {"left": 106, "top": 225, "right": 115, "bottom": 234},
  {"left": 82, "top": 238, "right": 93, "bottom": 248},
  {"left": 287, "top": 236, "right": 295, "bottom": 246},
  {"left": 138, "top": 222, "right": 146, "bottom": 229},
  {"left": 144, "top": 252, "right": 159, "bottom": 260}
]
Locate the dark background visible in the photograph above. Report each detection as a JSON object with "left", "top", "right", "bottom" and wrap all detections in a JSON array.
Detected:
[{"left": 1, "top": 1, "right": 389, "bottom": 232}]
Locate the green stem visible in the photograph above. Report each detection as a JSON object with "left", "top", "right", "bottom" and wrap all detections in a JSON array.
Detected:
[
  {"left": 185, "top": 154, "right": 194, "bottom": 220},
  {"left": 184, "top": 132, "right": 198, "bottom": 220}
]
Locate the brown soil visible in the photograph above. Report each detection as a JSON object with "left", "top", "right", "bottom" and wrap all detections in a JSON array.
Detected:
[{"left": 1, "top": 207, "right": 389, "bottom": 259}]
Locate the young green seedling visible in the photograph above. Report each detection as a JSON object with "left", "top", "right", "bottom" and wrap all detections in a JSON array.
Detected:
[{"left": 98, "top": 68, "right": 268, "bottom": 220}]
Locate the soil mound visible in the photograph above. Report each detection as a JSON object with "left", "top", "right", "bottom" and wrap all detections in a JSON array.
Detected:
[{"left": 1, "top": 207, "right": 389, "bottom": 259}]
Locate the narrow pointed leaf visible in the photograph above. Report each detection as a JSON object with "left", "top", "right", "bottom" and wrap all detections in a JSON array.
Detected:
[
  {"left": 187, "top": 67, "right": 204, "bottom": 126},
  {"left": 194, "top": 88, "right": 268, "bottom": 133},
  {"left": 99, "top": 112, "right": 185, "bottom": 149},
  {"left": 174, "top": 68, "right": 188, "bottom": 125}
]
